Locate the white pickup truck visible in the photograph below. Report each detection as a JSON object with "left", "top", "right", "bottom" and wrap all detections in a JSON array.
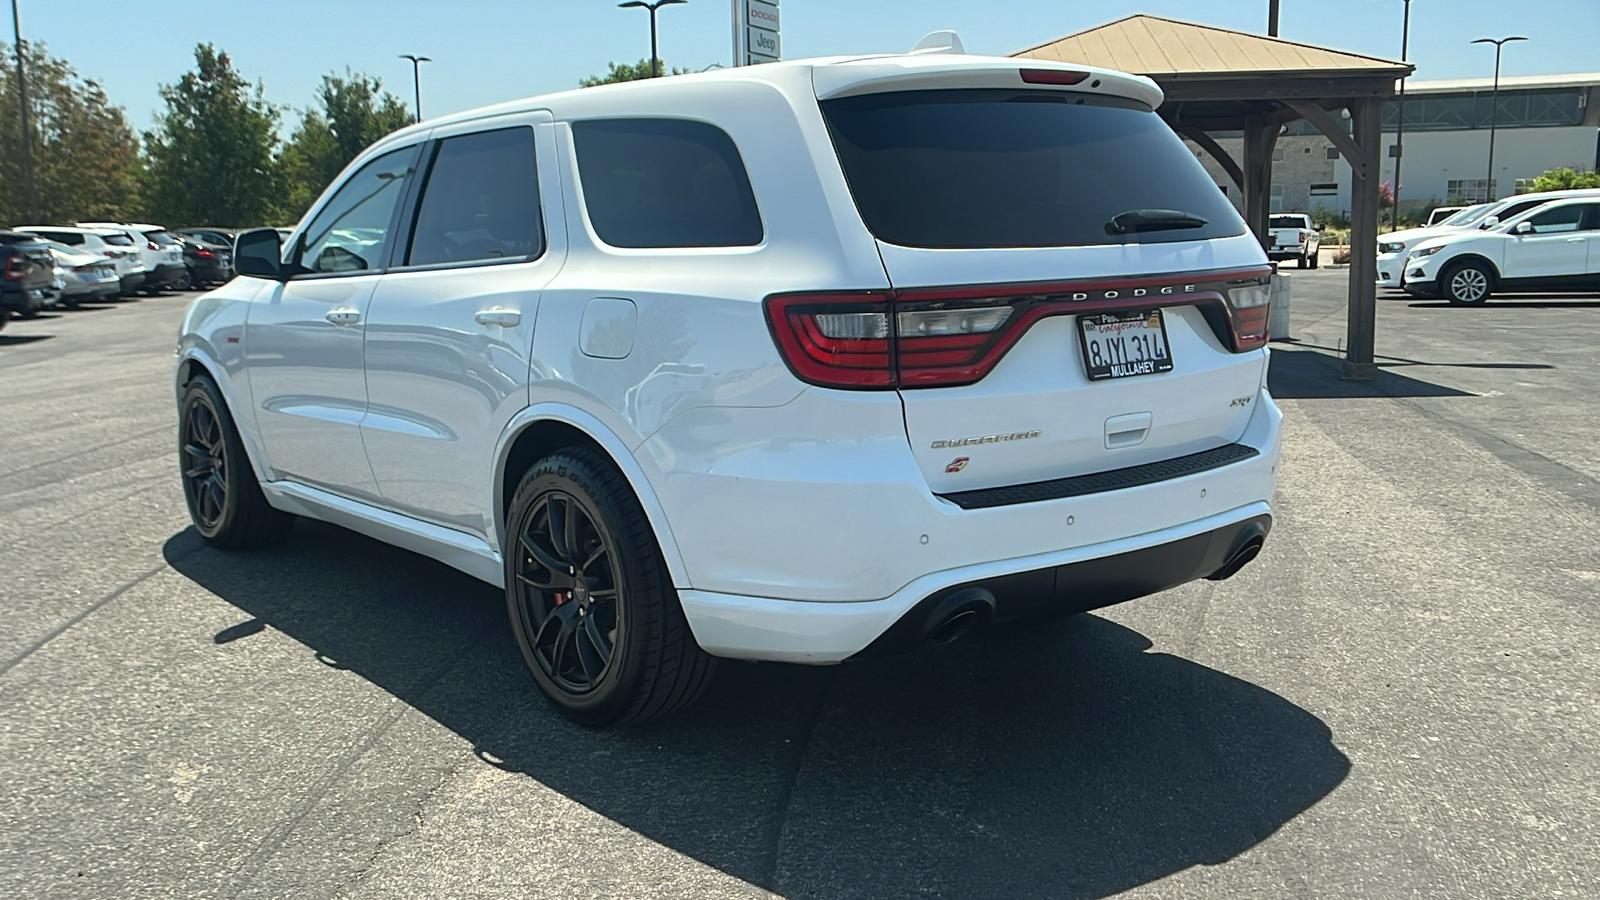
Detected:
[{"left": 1268, "top": 213, "right": 1323, "bottom": 268}]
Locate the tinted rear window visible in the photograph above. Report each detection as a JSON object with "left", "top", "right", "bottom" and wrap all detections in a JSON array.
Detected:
[
  {"left": 1270, "top": 216, "right": 1309, "bottom": 230},
  {"left": 821, "top": 89, "right": 1246, "bottom": 249},
  {"left": 144, "top": 230, "right": 178, "bottom": 246},
  {"left": 31, "top": 230, "right": 82, "bottom": 245},
  {"left": 101, "top": 233, "right": 135, "bottom": 246},
  {"left": 571, "top": 118, "right": 763, "bottom": 248}
]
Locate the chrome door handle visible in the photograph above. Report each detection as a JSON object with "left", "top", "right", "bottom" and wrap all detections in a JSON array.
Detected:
[
  {"left": 475, "top": 308, "right": 521, "bottom": 327},
  {"left": 325, "top": 308, "right": 362, "bottom": 326}
]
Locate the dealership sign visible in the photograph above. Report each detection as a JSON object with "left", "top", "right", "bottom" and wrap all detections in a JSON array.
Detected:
[{"left": 734, "top": 0, "right": 780, "bottom": 65}]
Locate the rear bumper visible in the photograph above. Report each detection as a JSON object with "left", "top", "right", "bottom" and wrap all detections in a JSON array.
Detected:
[
  {"left": 0, "top": 285, "right": 51, "bottom": 312},
  {"left": 145, "top": 263, "right": 186, "bottom": 287},
  {"left": 679, "top": 502, "right": 1274, "bottom": 663},
  {"left": 119, "top": 273, "right": 147, "bottom": 293}
]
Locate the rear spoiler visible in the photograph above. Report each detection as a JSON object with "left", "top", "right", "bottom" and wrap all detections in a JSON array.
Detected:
[{"left": 812, "top": 54, "right": 1163, "bottom": 109}]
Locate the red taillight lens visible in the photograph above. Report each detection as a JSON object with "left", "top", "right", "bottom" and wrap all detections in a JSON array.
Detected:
[
  {"left": 766, "top": 270, "right": 1272, "bottom": 390},
  {"left": 3, "top": 258, "right": 25, "bottom": 280},
  {"left": 1224, "top": 279, "right": 1273, "bottom": 351},
  {"left": 196, "top": 248, "right": 214, "bottom": 258},
  {"left": 765, "top": 293, "right": 894, "bottom": 387},
  {"left": 147, "top": 240, "right": 160, "bottom": 251}
]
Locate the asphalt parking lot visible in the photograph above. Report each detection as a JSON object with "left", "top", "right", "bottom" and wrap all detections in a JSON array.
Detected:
[{"left": 2, "top": 274, "right": 1597, "bottom": 899}]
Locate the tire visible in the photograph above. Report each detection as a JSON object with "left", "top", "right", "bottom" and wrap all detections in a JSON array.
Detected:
[
  {"left": 0, "top": 307, "right": 9, "bottom": 332},
  {"left": 179, "top": 374, "right": 295, "bottom": 548},
  {"left": 1443, "top": 260, "right": 1494, "bottom": 306},
  {"left": 1296, "top": 251, "right": 1307, "bottom": 269},
  {"left": 62, "top": 296, "right": 81, "bottom": 310},
  {"left": 1309, "top": 248, "right": 1320, "bottom": 269},
  {"left": 505, "top": 448, "right": 715, "bottom": 727}
]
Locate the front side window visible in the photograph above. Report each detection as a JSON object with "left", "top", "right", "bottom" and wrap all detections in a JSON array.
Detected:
[
  {"left": 822, "top": 89, "right": 1247, "bottom": 249},
  {"left": 299, "top": 145, "right": 419, "bottom": 274},
  {"left": 407, "top": 128, "right": 544, "bottom": 266},
  {"left": 571, "top": 118, "right": 763, "bottom": 248},
  {"left": 1523, "top": 205, "right": 1587, "bottom": 234}
]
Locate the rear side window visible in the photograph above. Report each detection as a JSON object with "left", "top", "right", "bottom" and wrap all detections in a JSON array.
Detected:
[
  {"left": 822, "top": 89, "right": 1247, "bottom": 249},
  {"left": 571, "top": 118, "right": 763, "bottom": 248},
  {"left": 407, "top": 128, "right": 544, "bottom": 266},
  {"left": 33, "top": 230, "right": 83, "bottom": 245},
  {"left": 101, "top": 233, "right": 135, "bottom": 246},
  {"left": 144, "top": 230, "right": 178, "bottom": 246}
]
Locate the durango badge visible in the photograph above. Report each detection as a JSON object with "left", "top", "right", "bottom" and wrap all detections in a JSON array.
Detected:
[{"left": 931, "top": 430, "right": 1041, "bottom": 450}]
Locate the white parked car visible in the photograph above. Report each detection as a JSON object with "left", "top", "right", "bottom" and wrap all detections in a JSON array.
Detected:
[
  {"left": 1377, "top": 189, "right": 1600, "bottom": 288},
  {"left": 1267, "top": 213, "right": 1322, "bottom": 268},
  {"left": 1401, "top": 196, "right": 1600, "bottom": 304},
  {"left": 13, "top": 226, "right": 148, "bottom": 295},
  {"left": 42, "top": 240, "right": 121, "bottom": 307},
  {"left": 1424, "top": 206, "right": 1466, "bottom": 226},
  {"left": 79, "top": 222, "right": 187, "bottom": 293},
  {"left": 177, "top": 51, "right": 1282, "bottom": 725}
]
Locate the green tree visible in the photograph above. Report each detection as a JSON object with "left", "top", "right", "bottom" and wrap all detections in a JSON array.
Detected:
[
  {"left": 1529, "top": 167, "right": 1600, "bottom": 192},
  {"left": 579, "top": 59, "right": 690, "bottom": 87},
  {"left": 279, "top": 71, "right": 413, "bottom": 221},
  {"left": 0, "top": 41, "right": 141, "bottom": 224},
  {"left": 142, "top": 44, "right": 282, "bottom": 227}
]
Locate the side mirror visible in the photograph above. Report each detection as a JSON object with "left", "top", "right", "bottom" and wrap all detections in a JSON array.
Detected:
[
  {"left": 234, "top": 228, "right": 287, "bottom": 280},
  {"left": 1513, "top": 220, "right": 1535, "bottom": 235},
  {"left": 1314, "top": 223, "right": 1327, "bottom": 232},
  {"left": 1479, "top": 216, "right": 1500, "bottom": 230}
]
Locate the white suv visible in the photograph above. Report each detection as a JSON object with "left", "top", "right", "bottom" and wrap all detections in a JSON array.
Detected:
[
  {"left": 1401, "top": 196, "right": 1600, "bottom": 304},
  {"left": 1377, "top": 189, "right": 1600, "bottom": 289},
  {"left": 177, "top": 52, "right": 1282, "bottom": 725},
  {"left": 79, "top": 222, "right": 187, "bottom": 293}
]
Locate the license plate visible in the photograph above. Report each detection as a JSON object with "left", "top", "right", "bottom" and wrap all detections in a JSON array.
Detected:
[{"left": 1077, "top": 309, "right": 1174, "bottom": 381}]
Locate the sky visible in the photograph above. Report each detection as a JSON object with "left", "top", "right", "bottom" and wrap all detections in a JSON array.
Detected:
[{"left": 14, "top": 0, "right": 1600, "bottom": 135}]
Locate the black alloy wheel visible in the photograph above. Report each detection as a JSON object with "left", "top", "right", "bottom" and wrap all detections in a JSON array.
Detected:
[
  {"left": 182, "top": 391, "right": 230, "bottom": 534},
  {"left": 505, "top": 449, "right": 715, "bottom": 726},
  {"left": 178, "top": 375, "right": 295, "bottom": 548},
  {"left": 512, "top": 490, "right": 622, "bottom": 695}
]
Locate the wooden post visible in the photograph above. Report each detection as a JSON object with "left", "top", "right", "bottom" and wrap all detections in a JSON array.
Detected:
[
  {"left": 1344, "top": 97, "right": 1382, "bottom": 379},
  {"left": 1241, "top": 119, "right": 1279, "bottom": 250}
]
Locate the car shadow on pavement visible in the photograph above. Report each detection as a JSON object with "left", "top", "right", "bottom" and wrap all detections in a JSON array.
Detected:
[
  {"left": 1406, "top": 297, "right": 1600, "bottom": 309},
  {"left": 0, "top": 333, "right": 54, "bottom": 346},
  {"left": 164, "top": 522, "right": 1349, "bottom": 899},
  {"left": 1269, "top": 347, "right": 1478, "bottom": 399}
]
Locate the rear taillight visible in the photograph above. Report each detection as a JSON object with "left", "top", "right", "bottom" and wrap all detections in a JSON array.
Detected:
[
  {"left": 147, "top": 240, "right": 160, "bottom": 251},
  {"left": 196, "top": 248, "right": 214, "bottom": 258},
  {"left": 766, "top": 293, "right": 894, "bottom": 388},
  {"left": 1223, "top": 279, "right": 1272, "bottom": 351},
  {"left": 766, "top": 269, "right": 1272, "bottom": 390},
  {"left": 3, "top": 258, "right": 25, "bottom": 280}
]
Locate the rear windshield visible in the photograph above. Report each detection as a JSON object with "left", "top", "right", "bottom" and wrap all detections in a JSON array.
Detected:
[
  {"left": 144, "top": 230, "right": 178, "bottom": 246},
  {"left": 821, "top": 89, "right": 1246, "bottom": 249},
  {"left": 101, "top": 233, "right": 136, "bottom": 246},
  {"left": 1270, "top": 216, "right": 1310, "bottom": 230}
]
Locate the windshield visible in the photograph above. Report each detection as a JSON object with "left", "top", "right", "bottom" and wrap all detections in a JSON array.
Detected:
[
  {"left": 821, "top": 89, "right": 1247, "bottom": 249},
  {"left": 1444, "top": 203, "right": 1494, "bottom": 226}
]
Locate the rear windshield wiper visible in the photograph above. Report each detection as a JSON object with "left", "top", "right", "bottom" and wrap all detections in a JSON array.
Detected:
[{"left": 1105, "top": 209, "right": 1209, "bottom": 235}]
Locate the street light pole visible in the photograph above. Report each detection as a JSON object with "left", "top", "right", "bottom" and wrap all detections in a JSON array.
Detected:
[
  {"left": 399, "top": 54, "right": 431, "bottom": 121},
  {"left": 1389, "top": 0, "right": 1411, "bottom": 232},
  {"left": 1471, "top": 36, "right": 1526, "bottom": 202},
  {"left": 10, "top": 0, "right": 39, "bottom": 220},
  {"left": 619, "top": 0, "right": 687, "bottom": 78}
]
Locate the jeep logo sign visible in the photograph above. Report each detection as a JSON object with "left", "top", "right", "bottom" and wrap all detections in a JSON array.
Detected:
[{"left": 738, "top": 0, "right": 781, "bottom": 65}]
